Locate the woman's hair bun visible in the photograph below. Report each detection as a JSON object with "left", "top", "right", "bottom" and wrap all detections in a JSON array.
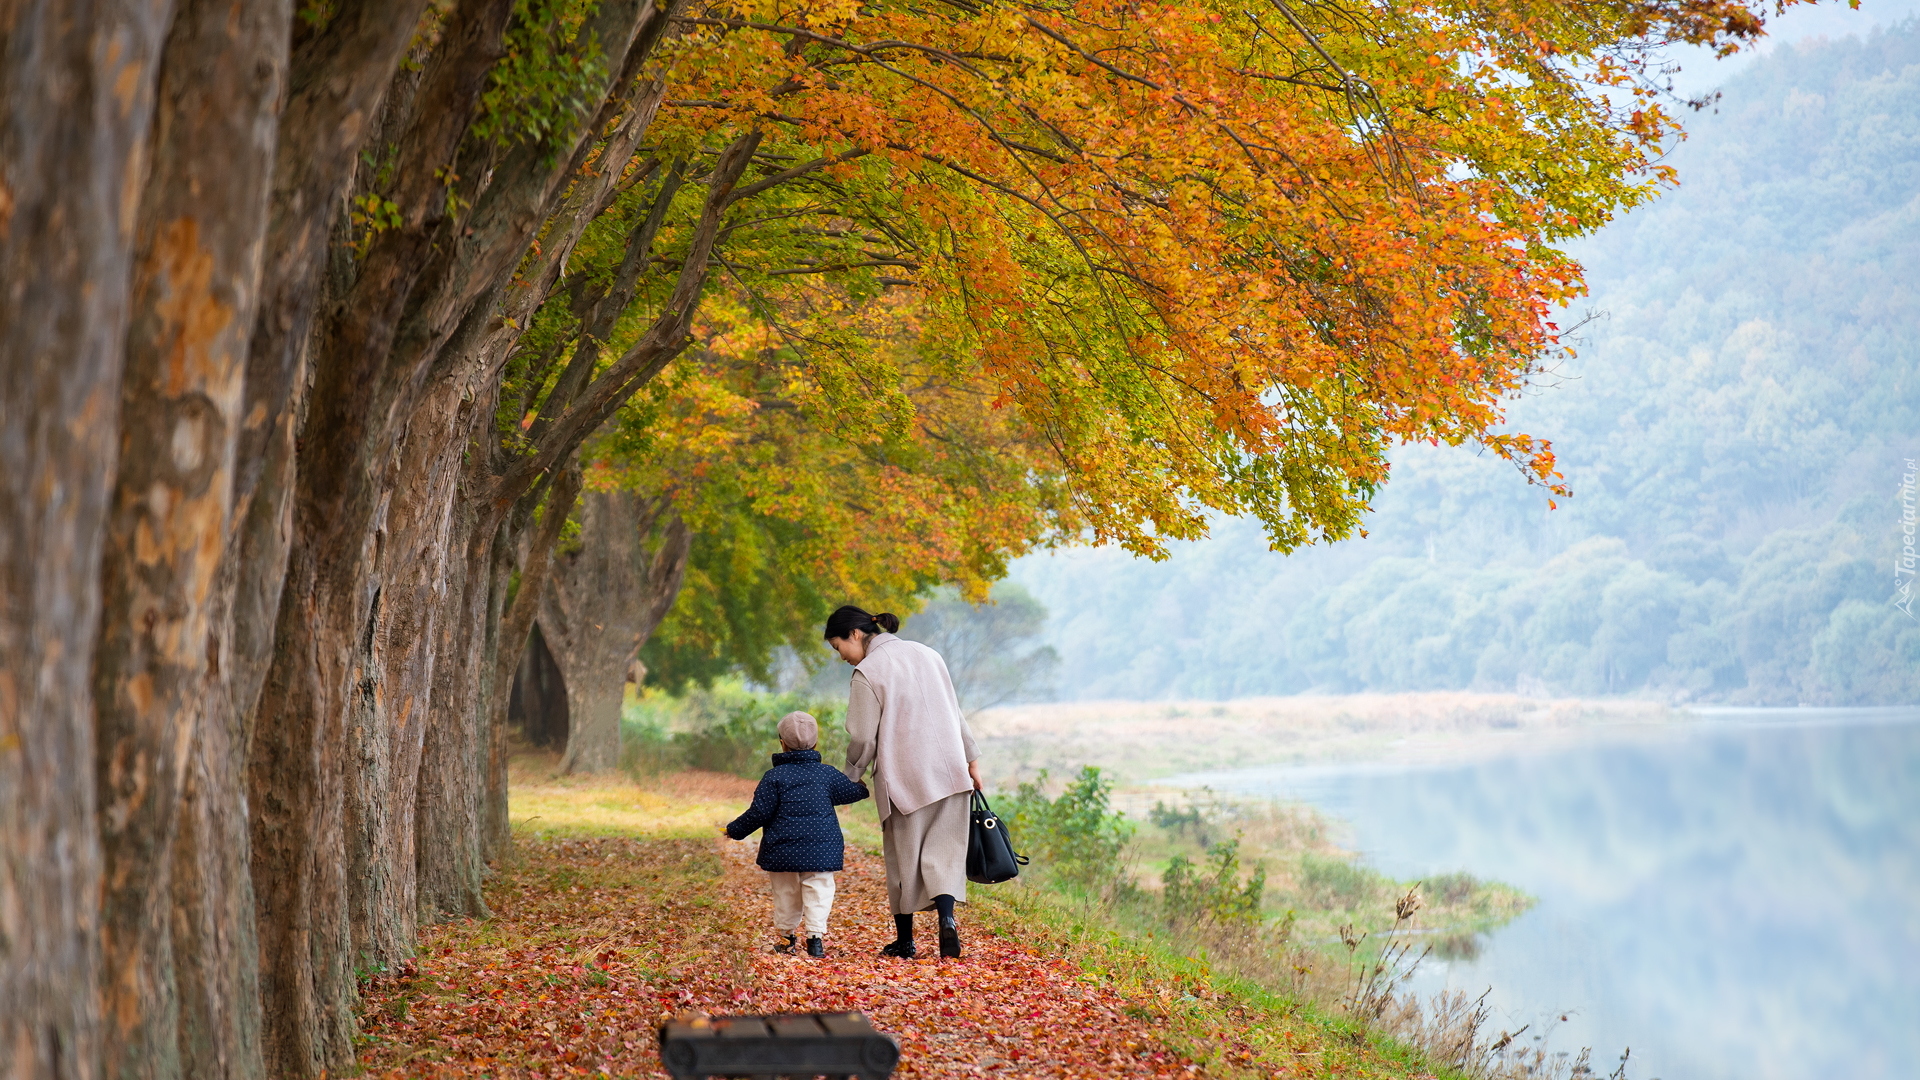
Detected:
[{"left": 824, "top": 604, "right": 897, "bottom": 640}]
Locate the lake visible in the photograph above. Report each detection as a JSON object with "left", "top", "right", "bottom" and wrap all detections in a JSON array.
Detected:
[{"left": 1162, "top": 706, "right": 1920, "bottom": 1080}]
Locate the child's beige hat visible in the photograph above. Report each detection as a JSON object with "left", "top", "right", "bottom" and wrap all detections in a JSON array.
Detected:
[{"left": 777, "top": 711, "right": 818, "bottom": 750}]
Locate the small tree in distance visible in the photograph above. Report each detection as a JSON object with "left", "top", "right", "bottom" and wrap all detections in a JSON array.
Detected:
[{"left": 902, "top": 584, "right": 1062, "bottom": 714}]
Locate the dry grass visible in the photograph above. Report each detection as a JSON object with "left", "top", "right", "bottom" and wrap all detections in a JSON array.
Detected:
[
  {"left": 972, "top": 691, "right": 1680, "bottom": 784},
  {"left": 508, "top": 750, "right": 888, "bottom": 854},
  {"left": 508, "top": 751, "right": 756, "bottom": 840}
]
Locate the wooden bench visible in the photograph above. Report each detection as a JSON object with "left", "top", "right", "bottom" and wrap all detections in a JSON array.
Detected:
[{"left": 657, "top": 1011, "right": 902, "bottom": 1080}]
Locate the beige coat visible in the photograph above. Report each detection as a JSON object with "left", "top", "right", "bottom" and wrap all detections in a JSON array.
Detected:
[{"left": 841, "top": 633, "right": 978, "bottom": 820}]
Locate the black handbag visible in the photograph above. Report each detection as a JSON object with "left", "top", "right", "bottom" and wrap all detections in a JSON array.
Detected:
[{"left": 965, "top": 790, "right": 1029, "bottom": 884}]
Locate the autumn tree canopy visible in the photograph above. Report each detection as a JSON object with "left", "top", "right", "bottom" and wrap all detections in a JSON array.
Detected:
[
  {"left": 591, "top": 0, "right": 1772, "bottom": 556},
  {"left": 490, "top": 0, "right": 1801, "bottom": 695},
  {"left": 0, "top": 0, "right": 1800, "bottom": 1077}
]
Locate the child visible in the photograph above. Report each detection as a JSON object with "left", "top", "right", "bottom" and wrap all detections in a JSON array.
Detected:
[{"left": 724, "top": 711, "right": 869, "bottom": 957}]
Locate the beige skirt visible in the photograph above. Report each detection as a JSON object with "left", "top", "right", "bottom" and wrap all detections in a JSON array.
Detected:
[{"left": 880, "top": 790, "right": 971, "bottom": 914}]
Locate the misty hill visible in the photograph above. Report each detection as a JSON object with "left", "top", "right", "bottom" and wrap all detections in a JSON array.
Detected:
[{"left": 1011, "top": 23, "right": 1920, "bottom": 706}]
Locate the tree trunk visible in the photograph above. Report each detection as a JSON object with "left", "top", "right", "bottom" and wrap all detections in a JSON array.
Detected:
[
  {"left": 89, "top": 4, "right": 288, "bottom": 1078},
  {"left": 165, "top": 685, "right": 263, "bottom": 1080},
  {"left": 412, "top": 382, "right": 515, "bottom": 923},
  {"left": 0, "top": 3, "right": 171, "bottom": 1075},
  {"left": 244, "top": 1, "right": 510, "bottom": 1070},
  {"left": 376, "top": 0, "right": 679, "bottom": 882},
  {"left": 510, "top": 624, "right": 570, "bottom": 749},
  {"left": 481, "top": 468, "right": 583, "bottom": 856},
  {"left": 344, "top": 359, "right": 476, "bottom": 977},
  {"left": 250, "top": 0, "right": 671, "bottom": 1031},
  {"left": 544, "top": 494, "right": 691, "bottom": 774}
]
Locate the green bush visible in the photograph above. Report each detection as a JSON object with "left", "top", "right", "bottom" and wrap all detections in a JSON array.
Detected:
[
  {"left": 1296, "top": 852, "right": 1380, "bottom": 911},
  {"left": 620, "top": 681, "right": 846, "bottom": 779},
  {"left": 1000, "top": 766, "right": 1133, "bottom": 892},
  {"left": 1423, "top": 870, "right": 1478, "bottom": 906},
  {"left": 1163, "top": 838, "right": 1267, "bottom": 929},
  {"left": 1148, "top": 799, "right": 1206, "bottom": 837}
]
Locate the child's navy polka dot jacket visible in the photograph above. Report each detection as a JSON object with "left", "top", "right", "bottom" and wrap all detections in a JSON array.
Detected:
[{"left": 725, "top": 749, "right": 870, "bottom": 872}]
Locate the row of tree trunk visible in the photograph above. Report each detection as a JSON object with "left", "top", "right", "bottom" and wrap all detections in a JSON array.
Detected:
[{"left": 0, "top": 2, "right": 718, "bottom": 1077}]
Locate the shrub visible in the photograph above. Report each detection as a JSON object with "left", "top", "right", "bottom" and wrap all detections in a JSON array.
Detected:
[
  {"left": 1424, "top": 870, "right": 1479, "bottom": 907},
  {"left": 1296, "top": 852, "right": 1381, "bottom": 911},
  {"left": 1001, "top": 766, "right": 1133, "bottom": 892},
  {"left": 620, "top": 681, "right": 845, "bottom": 779},
  {"left": 1148, "top": 799, "right": 1205, "bottom": 837},
  {"left": 1162, "top": 838, "right": 1268, "bottom": 930}
]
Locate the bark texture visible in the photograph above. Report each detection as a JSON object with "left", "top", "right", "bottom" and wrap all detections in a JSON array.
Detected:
[
  {"left": 0, "top": 3, "right": 171, "bottom": 1076},
  {"left": 543, "top": 494, "right": 691, "bottom": 774},
  {"left": 413, "top": 479, "right": 500, "bottom": 924},
  {"left": 246, "top": 1, "right": 506, "bottom": 1071},
  {"left": 345, "top": 359, "right": 476, "bottom": 979},
  {"left": 90, "top": 4, "right": 288, "bottom": 1078},
  {"left": 0, "top": 3, "right": 741, "bottom": 1074}
]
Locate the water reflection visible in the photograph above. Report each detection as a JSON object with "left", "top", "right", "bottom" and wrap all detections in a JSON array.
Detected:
[{"left": 1165, "top": 707, "right": 1920, "bottom": 1080}]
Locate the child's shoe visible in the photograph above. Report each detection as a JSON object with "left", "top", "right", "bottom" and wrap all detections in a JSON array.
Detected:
[
  {"left": 773, "top": 933, "right": 798, "bottom": 955},
  {"left": 879, "top": 938, "right": 917, "bottom": 959},
  {"left": 806, "top": 936, "right": 825, "bottom": 958},
  {"left": 938, "top": 914, "right": 962, "bottom": 958}
]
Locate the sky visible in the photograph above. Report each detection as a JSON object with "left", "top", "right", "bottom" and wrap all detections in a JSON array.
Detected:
[{"left": 1663, "top": 0, "right": 1920, "bottom": 96}]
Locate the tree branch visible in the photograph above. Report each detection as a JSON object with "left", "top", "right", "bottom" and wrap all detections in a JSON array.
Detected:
[{"left": 493, "top": 130, "right": 766, "bottom": 510}]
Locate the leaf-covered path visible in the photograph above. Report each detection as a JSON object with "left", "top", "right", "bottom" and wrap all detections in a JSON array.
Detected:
[
  {"left": 721, "top": 840, "right": 1198, "bottom": 1079},
  {"left": 359, "top": 829, "right": 1201, "bottom": 1078},
  {"left": 359, "top": 770, "right": 1453, "bottom": 1080}
]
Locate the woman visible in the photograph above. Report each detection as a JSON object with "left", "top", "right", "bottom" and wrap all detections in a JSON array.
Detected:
[{"left": 827, "top": 605, "right": 984, "bottom": 959}]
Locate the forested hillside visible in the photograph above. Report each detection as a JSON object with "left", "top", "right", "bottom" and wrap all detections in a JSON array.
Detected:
[{"left": 1013, "top": 23, "right": 1920, "bottom": 705}]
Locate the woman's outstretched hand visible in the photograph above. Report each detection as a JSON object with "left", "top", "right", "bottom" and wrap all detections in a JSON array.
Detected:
[{"left": 968, "top": 760, "right": 984, "bottom": 792}]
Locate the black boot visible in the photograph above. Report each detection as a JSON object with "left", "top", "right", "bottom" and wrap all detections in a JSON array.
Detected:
[
  {"left": 934, "top": 895, "right": 961, "bottom": 958},
  {"left": 773, "top": 932, "right": 798, "bottom": 955},
  {"left": 880, "top": 913, "right": 916, "bottom": 959},
  {"left": 806, "top": 935, "right": 825, "bottom": 959}
]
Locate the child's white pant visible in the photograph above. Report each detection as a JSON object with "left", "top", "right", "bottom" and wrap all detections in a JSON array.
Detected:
[{"left": 768, "top": 871, "right": 836, "bottom": 936}]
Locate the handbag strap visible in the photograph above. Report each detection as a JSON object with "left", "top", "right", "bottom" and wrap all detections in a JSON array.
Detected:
[{"left": 971, "top": 789, "right": 1028, "bottom": 865}]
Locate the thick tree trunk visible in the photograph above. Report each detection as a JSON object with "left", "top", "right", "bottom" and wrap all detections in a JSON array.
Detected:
[
  {"left": 345, "top": 361, "right": 476, "bottom": 976},
  {"left": 412, "top": 379, "right": 517, "bottom": 923},
  {"left": 89, "top": 5, "right": 288, "bottom": 1079},
  {"left": 367, "top": 0, "right": 678, "bottom": 885},
  {"left": 181, "top": 243, "right": 293, "bottom": 1080},
  {"left": 165, "top": 690, "right": 262, "bottom": 1080},
  {"left": 248, "top": 0, "right": 672, "bottom": 1038},
  {"left": 0, "top": 3, "right": 170, "bottom": 1076},
  {"left": 245, "top": 2, "right": 507, "bottom": 1071},
  {"left": 544, "top": 494, "right": 691, "bottom": 774}
]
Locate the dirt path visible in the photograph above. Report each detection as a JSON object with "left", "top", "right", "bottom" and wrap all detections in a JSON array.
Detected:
[
  {"left": 719, "top": 839, "right": 1198, "bottom": 1079},
  {"left": 359, "top": 831, "right": 1206, "bottom": 1078}
]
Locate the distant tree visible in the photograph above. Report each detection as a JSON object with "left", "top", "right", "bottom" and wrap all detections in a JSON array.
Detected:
[
  {"left": 540, "top": 489, "right": 691, "bottom": 773},
  {"left": 903, "top": 584, "right": 1061, "bottom": 713}
]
